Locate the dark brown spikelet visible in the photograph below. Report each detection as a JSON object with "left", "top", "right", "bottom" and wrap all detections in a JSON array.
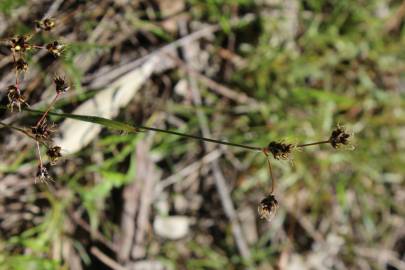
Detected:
[
  {"left": 46, "top": 41, "right": 64, "bottom": 57},
  {"left": 15, "top": 58, "right": 28, "bottom": 72},
  {"left": 46, "top": 146, "right": 62, "bottom": 165},
  {"left": 267, "top": 141, "right": 294, "bottom": 160},
  {"left": 31, "top": 120, "right": 55, "bottom": 142},
  {"left": 329, "top": 125, "right": 350, "bottom": 149},
  {"left": 36, "top": 18, "right": 56, "bottom": 31},
  {"left": 9, "top": 35, "right": 31, "bottom": 53},
  {"left": 54, "top": 76, "right": 69, "bottom": 94},
  {"left": 7, "top": 85, "right": 28, "bottom": 112},
  {"left": 258, "top": 194, "right": 279, "bottom": 221},
  {"left": 35, "top": 164, "right": 53, "bottom": 184}
]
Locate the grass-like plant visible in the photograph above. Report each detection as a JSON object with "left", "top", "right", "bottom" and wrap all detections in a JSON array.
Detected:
[{"left": 0, "top": 18, "right": 353, "bottom": 220}]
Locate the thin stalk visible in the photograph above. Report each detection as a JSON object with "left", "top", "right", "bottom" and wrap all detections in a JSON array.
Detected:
[
  {"left": 36, "top": 141, "right": 43, "bottom": 166},
  {"left": 0, "top": 121, "right": 47, "bottom": 147},
  {"left": 35, "top": 93, "right": 61, "bottom": 127},
  {"left": 267, "top": 158, "right": 274, "bottom": 194},
  {"left": 296, "top": 140, "right": 330, "bottom": 148},
  {"left": 137, "top": 125, "right": 263, "bottom": 151}
]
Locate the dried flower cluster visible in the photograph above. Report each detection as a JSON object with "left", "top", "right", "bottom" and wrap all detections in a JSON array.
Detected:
[
  {"left": 1, "top": 20, "right": 354, "bottom": 222},
  {"left": 266, "top": 141, "right": 295, "bottom": 160},
  {"left": 258, "top": 195, "right": 279, "bottom": 221},
  {"left": 329, "top": 125, "right": 351, "bottom": 149},
  {"left": 259, "top": 126, "right": 352, "bottom": 222},
  {"left": 3, "top": 18, "right": 69, "bottom": 184}
]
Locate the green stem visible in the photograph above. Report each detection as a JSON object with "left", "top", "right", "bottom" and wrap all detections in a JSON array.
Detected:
[
  {"left": 0, "top": 121, "right": 47, "bottom": 147},
  {"left": 296, "top": 140, "right": 330, "bottom": 147},
  {"left": 137, "top": 125, "right": 263, "bottom": 151}
]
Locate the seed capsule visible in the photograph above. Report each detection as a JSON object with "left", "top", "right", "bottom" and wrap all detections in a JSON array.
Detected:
[
  {"left": 54, "top": 76, "right": 70, "bottom": 94},
  {"left": 7, "top": 85, "right": 28, "bottom": 112},
  {"left": 329, "top": 125, "right": 351, "bottom": 149},
  {"left": 15, "top": 58, "right": 28, "bottom": 72},
  {"left": 267, "top": 141, "right": 294, "bottom": 160},
  {"left": 46, "top": 41, "right": 64, "bottom": 57},
  {"left": 9, "top": 35, "right": 31, "bottom": 53},
  {"left": 35, "top": 164, "right": 53, "bottom": 184},
  {"left": 31, "top": 120, "right": 55, "bottom": 142},
  {"left": 36, "top": 18, "right": 56, "bottom": 31},
  {"left": 46, "top": 146, "right": 62, "bottom": 165},
  {"left": 258, "top": 194, "right": 279, "bottom": 221}
]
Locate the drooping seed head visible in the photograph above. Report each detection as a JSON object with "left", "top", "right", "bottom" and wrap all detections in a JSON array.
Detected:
[
  {"left": 258, "top": 194, "right": 279, "bottom": 221},
  {"left": 7, "top": 85, "right": 28, "bottom": 112}
]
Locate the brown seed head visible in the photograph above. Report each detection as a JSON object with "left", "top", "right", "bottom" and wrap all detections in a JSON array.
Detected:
[
  {"left": 15, "top": 58, "right": 28, "bottom": 72},
  {"left": 36, "top": 18, "right": 56, "bottom": 31},
  {"left": 258, "top": 194, "right": 279, "bottom": 221},
  {"left": 46, "top": 146, "right": 62, "bottom": 165},
  {"left": 31, "top": 120, "right": 55, "bottom": 142},
  {"left": 7, "top": 85, "right": 28, "bottom": 112},
  {"left": 9, "top": 35, "right": 31, "bottom": 53},
  {"left": 35, "top": 164, "right": 53, "bottom": 184},
  {"left": 54, "top": 76, "right": 69, "bottom": 94},
  {"left": 46, "top": 41, "right": 64, "bottom": 57},
  {"left": 329, "top": 125, "right": 351, "bottom": 149},
  {"left": 267, "top": 141, "right": 294, "bottom": 160}
]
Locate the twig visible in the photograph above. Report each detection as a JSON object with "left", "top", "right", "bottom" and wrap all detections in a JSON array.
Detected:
[
  {"left": 168, "top": 54, "right": 259, "bottom": 106},
  {"left": 70, "top": 210, "right": 118, "bottom": 252},
  {"left": 0, "top": 121, "right": 47, "bottom": 146},
  {"left": 84, "top": 14, "right": 255, "bottom": 87},
  {"left": 155, "top": 149, "right": 222, "bottom": 195},
  {"left": 90, "top": 247, "right": 126, "bottom": 270}
]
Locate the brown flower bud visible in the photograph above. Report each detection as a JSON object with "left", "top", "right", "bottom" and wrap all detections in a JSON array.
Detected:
[
  {"left": 329, "top": 125, "right": 351, "bottom": 149},
  {"left": 54, "top": 76, "right": 69, "bottom": 94},
  {"left": 258, "top": 194, "right": 279, "bottom": 221},
  {"left": 9, "top": 35, "right": 31, "bottom": 53},
  {"left": 46, "top": 41, "right": 64, "bottom": 57},
  {"left": 267, "top": 141, "right": 294, "bottom": 160},
  {"left": 15, "top": 58, "right": 28, "bottom": 72},
  {"left": 36, "top": 18, "right": 56, "bottom": 31},
  {"left": 7, "top": 85, "right": 28, "bottom": 112},
  {"left": 31, "top": 120, "right": 55, "bottom": 142},
  {"left": 35, "top": 164, "right": 53, "bottom": 184},
  {"left": 46, "top": 146, "right": 62, "bottom": 165}
]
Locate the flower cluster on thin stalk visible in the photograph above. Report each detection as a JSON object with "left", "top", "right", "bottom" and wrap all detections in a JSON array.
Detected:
[
  {"left": 1, "top": 19, "right": 354, "bottom": 220},
  {"left": 3, "top": 18, "right": 69, "bottom": 184},
  {"left": 257, "top": 125, "right": 353, "bottom": 221}
]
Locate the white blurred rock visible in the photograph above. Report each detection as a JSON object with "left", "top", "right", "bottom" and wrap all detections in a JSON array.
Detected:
[{"left": 153, "top": 216, "right": 190, "bottom": 240}]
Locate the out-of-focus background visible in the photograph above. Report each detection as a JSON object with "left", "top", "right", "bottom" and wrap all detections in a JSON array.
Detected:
[{"left": 0, "top": 0, "right": 404, "bottom": 269}]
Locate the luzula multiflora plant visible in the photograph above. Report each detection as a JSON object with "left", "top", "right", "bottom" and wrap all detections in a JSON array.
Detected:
[
  {"left": 1, "top": 19, "right": 353, "bottom": 220},
  {"left": 2, "top": 18, "right": 68, "bottom": 184}
]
